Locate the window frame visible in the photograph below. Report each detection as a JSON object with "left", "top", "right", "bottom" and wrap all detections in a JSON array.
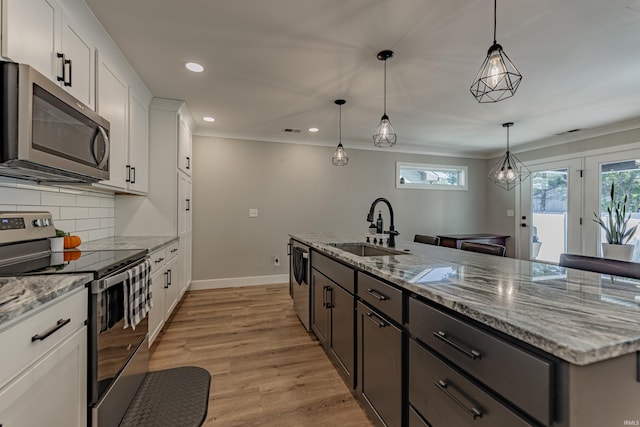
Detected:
[{"left": 395, "top": 161, "right": 468, "bottom": 191}]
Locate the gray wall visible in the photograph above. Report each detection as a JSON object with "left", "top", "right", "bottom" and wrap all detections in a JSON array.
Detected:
[{"left": 192, "top": 136, "right": 489, "bottom": 281}]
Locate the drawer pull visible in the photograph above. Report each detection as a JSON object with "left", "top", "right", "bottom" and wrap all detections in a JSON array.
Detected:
[
  {"left": 31, "top": 318, "right": 71, "bottom": 342},
  {"left": 435, "top": 379, "right": 483, "bottom": 419},
  {"left": 433, "top": 330, "right": 482, "bottom": 360},
  {"left": 170, "top": 248, "right": 178, "bottom": 253},
  {"left": 155, "top": 257, "right": 165, "bottom": 263},
  {"left": 366, "top": 288, "right": 388, "bottom": 301},
  {"left": 365, "top": 311, "right": 388, "bottom": 328}
]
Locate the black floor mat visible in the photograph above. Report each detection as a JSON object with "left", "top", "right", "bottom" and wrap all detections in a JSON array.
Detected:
[{"left": 120, "top": 366, "right": 211, "bottom": 427}]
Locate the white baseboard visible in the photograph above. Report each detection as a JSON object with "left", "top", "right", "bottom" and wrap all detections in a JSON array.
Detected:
[{"left": 190, "top": 274, "right": 290, "bottom": 290}]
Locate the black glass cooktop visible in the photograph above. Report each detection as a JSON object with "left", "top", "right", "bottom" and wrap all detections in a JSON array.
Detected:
[{"left": 0, "top": 249, "right": 147, "bottom": 279}]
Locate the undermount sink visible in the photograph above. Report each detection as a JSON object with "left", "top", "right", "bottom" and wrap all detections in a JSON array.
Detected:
[{"left": 328, "top": 242, "right": 408, "bottom": 257}]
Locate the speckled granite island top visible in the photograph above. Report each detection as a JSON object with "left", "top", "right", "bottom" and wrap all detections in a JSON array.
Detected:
[
  {"left": 0, "top": 274, "right": 92, "bottom": 327},
  {"left": 78, "top": 235, "right": 178, "bottom": 253},
  {"left": 291, "top": 232, "right": 640, "bottom": 366}
]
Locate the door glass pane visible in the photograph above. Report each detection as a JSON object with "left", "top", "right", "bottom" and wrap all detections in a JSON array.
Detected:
[
  {"left": 599, "top": 161, "right": 640, "bottom": 261},
  {"left": 532, "top": 169, "right": 568, "bottom": 262}
]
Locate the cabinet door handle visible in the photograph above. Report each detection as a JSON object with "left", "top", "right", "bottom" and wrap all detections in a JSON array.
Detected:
[
  {"left": 131, "top": 167, "right": 136, "bottom": 184},
  {"left": 186, "top": 156, "right": 191, "bottom": 170},
  {"left": 326, "top": 286, "right": 333, "bottom": 309},
  {"left": 32, "top": 318, "right": 71, "bottom": 342},
  {"left": 64, "top": 58, "right": 72, "bottom": 87},
  {"left": 365, "top": 311, "right": 387, "bottom": 328},
  {"left": 186, "top": 199, "right": 191, "bottom": 211},
  {"left": 366, "top": 288, "right": 388, "bottom": 301},
  {"left": 126, "top": 165, "right": 131, "bottom": 182},
  {"left": 433, "top": 330, "right": 481, "bottom": 360},
  {"left": 287, "top": 243, "right": 291, "bottom": 256},
  {"left": 434, "top": 380, "right": 483, "bottom": 419},
  {"left": 56, "top": 52, "right": 66, "bottom": 82},
  {"left": 164, "top": 271, "right": 169, "bottom": 288}
]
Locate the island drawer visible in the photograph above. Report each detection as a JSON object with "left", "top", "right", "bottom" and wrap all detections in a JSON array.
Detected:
[
  {"left": 311, "top": 251, "right": 354, "bottom": 294},
  {"left": 408, "top": 297, "right": 552, "bottom": 426},
  {"left": 0, "top": 287, "right": 87, "bottom": 389},
  {"left": 409, "top": 339, "right": 534, "bottom": 427},
  {"left": 357, "top": 272, "right": 402, "bottom": 323}
]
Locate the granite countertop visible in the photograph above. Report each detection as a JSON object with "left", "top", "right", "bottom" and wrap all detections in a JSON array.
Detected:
[
  {"left": 78, "top": 235, "right": 178, "bottom": 253},
  {"left": 0, "top": 274, "right": 92, "bottom": 328},
  {"left": 291, "top": 232, "right": 640, "bottom": 366},
  {"left": 0, "top": 236, "right": 176, "bottom": 328}
]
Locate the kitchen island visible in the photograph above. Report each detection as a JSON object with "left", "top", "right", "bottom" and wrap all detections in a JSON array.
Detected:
[{"left": 291, "top": 232, "right": 640, "bottom": 427}]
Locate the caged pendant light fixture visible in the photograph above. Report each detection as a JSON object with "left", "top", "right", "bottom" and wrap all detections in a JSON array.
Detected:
[
  {"left": 489, "top": 122, "right": 530, "bottom": 190},
  {"left": 470, "top": 0, "right": 522, "bottom": 103},
  {"left": 332, "top": 99, "right": 348, "bottom": 166},
  {"left": 373, "top": 50, "right": 397, "bottom": 147}
]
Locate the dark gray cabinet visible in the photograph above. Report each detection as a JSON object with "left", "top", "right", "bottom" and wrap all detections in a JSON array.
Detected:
[
  {"left": 310, "top": 252, "right": 355, "bottom": 388},
  {"left": 357, "top": 300, "right": 402, "bottom": 427}
]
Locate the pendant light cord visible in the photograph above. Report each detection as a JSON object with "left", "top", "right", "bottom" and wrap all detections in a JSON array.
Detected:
[
  {"left": 493, "top": 0, "right": 497, "bottom": 44},
  {"left": 506, "top": 124, "right": 509, "bottom": 153},
  {"left": 383, "top": 59, "right": 388, "bottom": 115},
  {"left": 339, "top": 103, "right": 342, "bottom": 143}
]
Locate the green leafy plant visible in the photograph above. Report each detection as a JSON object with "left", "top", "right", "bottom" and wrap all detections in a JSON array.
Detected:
[{"left": 593, "top": 183, "right": 638, "bottom": 244}]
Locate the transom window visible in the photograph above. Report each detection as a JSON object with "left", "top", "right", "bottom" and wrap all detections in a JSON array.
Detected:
[{"left": 396, "top": 162, "right": 468, "bottom": 190}]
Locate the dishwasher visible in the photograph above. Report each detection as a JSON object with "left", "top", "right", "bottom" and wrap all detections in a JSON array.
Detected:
[{"left": 289, "top": 239, "right": 310, "bottom": 331}]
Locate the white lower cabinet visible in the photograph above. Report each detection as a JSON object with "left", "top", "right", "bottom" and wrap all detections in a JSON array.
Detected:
[
  {"left": 148, "top": 241, "right": 181, "bottom": 347},
  {"left": 0, "top": 289, "right": 88, "bottom": 427}
]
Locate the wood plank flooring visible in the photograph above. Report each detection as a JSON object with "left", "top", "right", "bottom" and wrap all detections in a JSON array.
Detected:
[{"left": 149, "top": 284, "right": 373, "bottom": 427}]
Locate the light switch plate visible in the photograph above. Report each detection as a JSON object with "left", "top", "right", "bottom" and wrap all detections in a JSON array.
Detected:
[
  {"left": 249, "top": 208, "right": 259, "bottom": 217},
  {"left": 506, "top": 209, "right": 514, "bottom": 217}
]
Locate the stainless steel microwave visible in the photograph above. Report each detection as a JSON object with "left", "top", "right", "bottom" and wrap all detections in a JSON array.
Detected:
[{"left": 0, "top": 62, "right": 110, "bottom": 183}]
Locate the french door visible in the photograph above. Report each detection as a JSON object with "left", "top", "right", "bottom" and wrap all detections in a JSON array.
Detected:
[
  {"left": 584, "top": 149, "right": 640, "bottom": 259},
  {"left": 518, "top": 159, "right": 583, "bottom": 262}
]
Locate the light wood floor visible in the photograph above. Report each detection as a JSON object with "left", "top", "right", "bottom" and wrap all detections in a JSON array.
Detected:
[{"left": 149, "top": 284, "right": 373, "bottom": 427}]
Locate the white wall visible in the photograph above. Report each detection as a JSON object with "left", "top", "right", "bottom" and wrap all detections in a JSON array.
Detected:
[
  {"left": 192, "top": 136, "right": 489, "bottom": 283},
  {"left": 0, "top": 177, "right": 115, "bottom": 242}
]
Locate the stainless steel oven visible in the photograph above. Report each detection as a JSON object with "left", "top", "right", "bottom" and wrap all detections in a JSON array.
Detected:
[
  {"left": 0, "top": 212, "right": 150, "bottom": 427},
  {"left": 0, "top": 62, "right": 110, "bottom": 183},
  {"left": 88, "top": 256, "right": 150, "bottom": 427}
]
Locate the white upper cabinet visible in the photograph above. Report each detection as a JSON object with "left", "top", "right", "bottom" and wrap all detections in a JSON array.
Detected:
[
  {"left": 128, "top": 90, "right": 149, "bottom": 194},
  {"left": 96, "top": 55, "right": 128, "bottom": 190},
  {"left": 178, "top": 117, "right": 192, "bottom": 176},
  {"left": 2, "top": 0, "right": 95, "bottom": 108}
]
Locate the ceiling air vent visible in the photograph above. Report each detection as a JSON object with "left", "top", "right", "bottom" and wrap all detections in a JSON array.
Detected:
[{"left": 281, "top": 128, "right": 302, "bottom": 133}]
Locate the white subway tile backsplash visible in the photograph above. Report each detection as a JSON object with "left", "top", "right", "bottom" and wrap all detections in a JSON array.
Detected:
[
  {"left": 76, "top": 195, "right": 102, "bottom": 208},
  {"left": 60, "top": 206, "right": 89, "bottom": 219},
  {"left": 0, "top": 186, "right": 41, "bottom": 205},
  {"left": 0, "top": 181, "right": 115, "bottom": 242},
  {"left": 53, "top": 219, "right": 76, "bottom": 233},
  {"left": 41, "top": 192, "right": 77, "bottom": 207},
  {"left": 89, "top": 207, "right": 110, "bottom": 218},
  {"left": 100, "top": 218, "right": 115, "bottom": 228},
  {"left": 16, "top": 205, "right": 61, "bottom": 220},
  {"left": 76, "top": 218, "right": 100, "bottom": 231}
]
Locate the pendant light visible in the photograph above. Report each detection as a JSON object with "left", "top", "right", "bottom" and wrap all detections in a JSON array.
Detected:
[
  {"left": 332, "top": 99, "right": 348, "bottom": 166},
  {"left": 470, "top": 0, "right": 522, "bottom": 103},
  {"left": 373, "top": 50, "right": 397, "bottom": 147},
  {"left": 488, "top": 122, "right": 530, "bottom": 190}
]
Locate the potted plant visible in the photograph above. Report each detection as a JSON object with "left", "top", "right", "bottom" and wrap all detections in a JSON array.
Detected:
[{"left": 593, "top": 183, "right": 638, "bottom": 261}]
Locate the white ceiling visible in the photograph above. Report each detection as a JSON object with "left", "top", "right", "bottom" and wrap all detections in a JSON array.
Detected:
[{"left": 84, "top": 0, "right": 640, "bottom": 157}]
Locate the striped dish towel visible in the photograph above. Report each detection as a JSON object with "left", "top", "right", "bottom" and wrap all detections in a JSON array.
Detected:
[{"left": 124, "top": 259, "right": 153, "bottom": 330}]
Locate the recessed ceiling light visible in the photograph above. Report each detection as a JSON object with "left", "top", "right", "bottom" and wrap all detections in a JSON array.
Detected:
[
  {"left": 185, "top": 62, "right": 204, "bottom": 72},
  {"left": 308, "top": 127, "right": 319, "bottom": 133},
  {"left": 203, "top": 116, "right": 215, "bottom": 122}
]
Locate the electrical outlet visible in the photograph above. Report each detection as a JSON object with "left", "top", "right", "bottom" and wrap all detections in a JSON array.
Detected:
[{"left": 273, "top": 256, "right": 280, "bottom": 266}]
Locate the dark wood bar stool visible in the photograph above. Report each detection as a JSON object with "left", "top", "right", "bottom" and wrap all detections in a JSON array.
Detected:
[
  {"left": 558, "top": 253, "right": 640, "bottom": 279},
  {"left": 460, "top": 241, "right": 506, "bottom": 257},
  {"left": 414, "top": 235, "right": 440, "bottom": 246}
]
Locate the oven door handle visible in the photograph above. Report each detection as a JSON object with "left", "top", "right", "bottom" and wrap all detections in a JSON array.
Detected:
[{"left": 92, "top": 268, "right": 130, "bottom": 293}]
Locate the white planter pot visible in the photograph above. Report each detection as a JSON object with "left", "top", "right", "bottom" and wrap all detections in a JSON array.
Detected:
[
  {"left": 601, "top": 243, "right": 635, "bottom": 262},
  {"left": 49, "top": 237, "right": 64, "bottom": 252},
  {"left": 531, "top": 242, "right": 542, "bottom": 259}
]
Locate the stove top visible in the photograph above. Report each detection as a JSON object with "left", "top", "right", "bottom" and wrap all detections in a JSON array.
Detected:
[{"left": 0, "top": 248, "right": 148, "bottom": 279}]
